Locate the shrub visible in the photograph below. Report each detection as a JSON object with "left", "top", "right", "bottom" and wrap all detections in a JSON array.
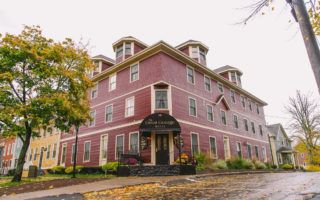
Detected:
[
  {"left": 306, "top": 165, "right": 320, "bottom": 172},
  {"left": 254, "top": 161, "right": 267, "bottom": 169},
  {"left": 79, "top": 166, "right": 104, "bottom": 174},
  {"left": 194, "top": 152, "right": 212, "bottom": 171},
  {"left": 243, "top": 159, "right": 255, "bottom": 169},
  {"left": 210, "top": 159, "right": 228, "bottom": 170},
  {"left": 51, "top": 166, "right": 65, "bottom": 174},
  {"left": 281, "top": 164, "right": 294, "bottom": 170},
  {"left": 227, "top": 157, "right": 245, "bottom": 169},
  {"left": 102, "top": 162, "right": 119, "bottom": 172},
  {"left": 8, "top": 169, "right": 15, "bottom": 176},
  {"left": 271, "top": 164, "right": 278, "bottom": 169},
  {"left": 65, "top": 166, "right": 84, "bottom": 174}
]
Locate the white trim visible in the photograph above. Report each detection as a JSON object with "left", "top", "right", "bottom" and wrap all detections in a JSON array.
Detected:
[
  {"left": 230, "top": 89, "right": 236, "bottom": 104},
  {"left": 89, "top": 110, "right": 96, "bottom": 127},
  {"left": 125, "top": 96, "right": 135, "bottom": 117},
  {"left": 168, "top": 85, "right": 173, "bottom": 115},
  {"left": 217, "top": 82, "right": 224, "bottom": 93},
  {"left": 108, "top": 73, "right": 117, "bottom": 92},
  {"left": 169, "top": 132, "right": 174, "bottom": 164},
  {"left": 99, "top": 134, "right": 108, "bottom": 165},
  {"left": 131, "top": 42, "right": 134, "bottom": 55},
  {"left": 188, "top": 97, "right": 197, "bottom": 117},
  {"left": 105, "top": 104, "right": 113, "bottom": 123},
  {"left": 243, "top": 118, "right": 249, "bottom": 132},
  {"left": 236, "top": 141, "right": 242, "bottom": 158},
  {"left": 209, "top": 136, "right": 218, "bottom": 159},
  {"left": 240, "top": 95, "right": 246, "bottom": 109},
  {"left": 130, "top": 63, "right": 139, "bottom": 83},
  {"left": 115, "top": 134, "right": 125, "bottom": 160},
  {"left": 190, "top": 132, "right": 200, "bottom": 156},
  {"left": 186, "top": 66, "right": 195, "bottom": 85},
  {"left": 83, "top": 141, "right": 91, "bottom": 162},
  {"left": 223, "top": 136, "right": 231, "bottom": 160},
  {"left": 71, "top": 143, "right": 75, "bottom": 164},
  {"left": 233, "top": 114, "right": 239, "bottom": 129},
  {"left": 220, "top": 109, "right": 227, "bottom": 126},
  {"left": 151, "top": 132, "right": 155, "bottom": 164},
  {"left": 91, "top": 84, "right": 98, "bottom": 99},
  {"left": 128, "top": 132, "right": 139, "bottom": 153},
  {"left": 60, "top": 143, "right": 67, "bottom": 167},
  {"left": 206, "top": 104, "right": 214, "bottom": 122},
  {"left": 251, "top": 121, "right": 256, "bottom": 134},
  {"left": 154, "top": 88, "right": 169, "bottom": 110},
  {"left": 262, "top": 146, "right": 267, "bottom": 162},
  {"left": 204, "top": 75, "right": 211, "bottom": 92},
  {"left": 254, "top": 145, "right": 259, "bottom": 159},
  {"left": 247, "top": 143, "right": 252, "bottom": 159}
]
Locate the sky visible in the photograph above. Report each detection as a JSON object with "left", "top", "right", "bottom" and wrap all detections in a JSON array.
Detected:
[{"left": 0, "top": 0, "right": 319, "bottom": 135}]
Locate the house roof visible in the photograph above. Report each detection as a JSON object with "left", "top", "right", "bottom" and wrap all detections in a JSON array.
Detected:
[
  {"left": 112, "top": 36, "right": 148, "bottom": 50},
  {"left": 175, "top": 40, "right": 209, "bottom": 52},
  {"left": 213, "top": 65, "right": 243, "bottom": 75},
  {"left": 92, "top": 40, "right": 267, "bottom": 106},
  {"left": 267, "top": 123, "right": 291, "bottom": 141},
  {"left": 92, "top": 54, "right": 115, "bottom": 65},
  {"left": 277, "top": 146, "right": 293, "bottom": 153}
]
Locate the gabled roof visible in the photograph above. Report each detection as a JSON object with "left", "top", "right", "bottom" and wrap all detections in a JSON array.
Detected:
[
  {"left": 92, "top": 54, "right": 115, "bottom": 65},
  {"left": 112, "top": 36, "right": 148, "bottom": 50},
  {"left": 215, "top": 95, "right": 230, "bottom": 110},
  {"left": 176, "top": 40, "right": 209, "bottom": 52},
  {"left": 213, "top": 65, "right": 243, "bottom": 75},
  {"left": 92, "top": 40, "right": 267, "bottom": 106},
  {"left": 267, "top": 123, "right": 291, "bottom": 140}
]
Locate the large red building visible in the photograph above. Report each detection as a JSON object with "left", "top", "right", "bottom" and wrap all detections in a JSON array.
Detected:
[{"left": 59, "top": 37, "right": 271, "bottom": 167}]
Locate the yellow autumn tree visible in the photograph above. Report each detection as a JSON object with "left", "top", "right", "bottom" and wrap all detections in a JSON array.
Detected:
[
  {"left": 295, "top": 141, "right": 320, "bottom": 164},
  {"left": 309, "top": 1, "right": 320, "bottom": 36}
]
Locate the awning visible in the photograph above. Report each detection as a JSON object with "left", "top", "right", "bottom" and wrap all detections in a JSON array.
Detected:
[{"left": 139, "top": 113, "right": 181, "bottom": 135}]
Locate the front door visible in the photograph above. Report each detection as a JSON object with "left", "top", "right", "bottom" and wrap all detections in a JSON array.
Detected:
[{"left": 156, "top": 134, "right": 169, "bottom": 165}]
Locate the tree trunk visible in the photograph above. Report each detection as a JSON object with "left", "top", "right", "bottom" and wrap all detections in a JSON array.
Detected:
[{"left": 11, "top": 127, "right": 32, "bottom": 182}]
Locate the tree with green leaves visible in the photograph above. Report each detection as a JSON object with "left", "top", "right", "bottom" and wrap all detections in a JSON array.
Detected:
[
  {"left": 285, "top": 90, "right": 320, "bottom": 165},
  {"left": 0, "top": 25, "right": 93, "bottom": 182}
]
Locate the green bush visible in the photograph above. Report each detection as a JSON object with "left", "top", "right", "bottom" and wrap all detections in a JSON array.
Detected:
[
  {"left": 102, "top": 162, "right": 119, "bottom": 172},
  {"left": 227, "top": 157, "right": 246, "bottom": 169},
  {"left": 281, "top": 164, "right": 294, "bottom": 170},
  {"left": 194, "top": 152, "right": 207, "bottom": 171},
  {"left": 254, "top": 161, "right": 267, "bottom": 169},
  {"left": 243, "top": 159, "right": 255, "bottom": 169},
  {"left": 271, "top": 164, "right": 278, "bottom": 169},
  {"left": 65, "top": 166, "right": 84, "bottom": 174},
  {"left": 210, "top": 159, "right": 228, "bottom": 170},
  {"left": 52, "top": 166, "right": 65, "bottom": 173}
]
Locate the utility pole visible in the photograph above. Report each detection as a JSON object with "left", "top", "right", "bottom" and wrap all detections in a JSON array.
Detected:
[{"left": 288, "top": 0, "right": 320, "bottom": 93}]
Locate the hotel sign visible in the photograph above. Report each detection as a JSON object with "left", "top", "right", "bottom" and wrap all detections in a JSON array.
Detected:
[{"left": 139, "top": 113, "right": 181, "bottom": 132}]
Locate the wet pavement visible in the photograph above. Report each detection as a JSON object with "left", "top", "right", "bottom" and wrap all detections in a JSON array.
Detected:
[{"left": 84, "top": 172, "right": 320, "bottom": 200}]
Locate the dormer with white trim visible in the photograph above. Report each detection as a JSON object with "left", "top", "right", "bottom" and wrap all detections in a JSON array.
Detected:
[
  {"left": 213, "top": 65, "right": 243, "bottom": 87},
  {"left": 90, "top": 55, "right": 115, "bottom": 77},
  {"left": 112, "top": 36, "right": 148, "bottom": 64},
  {"left": 176, "top": 40, "right": 209, "bottom": 66}
]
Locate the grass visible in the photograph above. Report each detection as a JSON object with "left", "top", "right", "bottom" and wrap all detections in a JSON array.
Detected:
[{"left": 0, "top": 174, "right": 113, "bottom": 188}]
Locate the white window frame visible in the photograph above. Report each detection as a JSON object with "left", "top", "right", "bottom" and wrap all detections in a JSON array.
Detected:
[
  {"left": 259, "top": 124, "right": 263, "bottom": 136},
  {"left": 115, "top": 134, "right": 125, "bottom": 160},
  {"left": 130, "top": 63, "right": 139, "bottom": 83},
  {"left": 125, "top": 42, "right": 132, "bottom": 55},
  {"left": 125, "top": 96, "right": 135, "bottom": 117},
  {"left": 248, "top": 99, "right": 252, "bottom": 111},
  {"left": 230, "top": 90, "right": 236, "bottom": 104},
  {"left": 105, "top": 104, "right": 113, "bottom": 123},
  {"left": 52, "top": 143, "right": 57, "bottom": 158},
  {"left": 262, "top": 146, "right": 267, "bottom": 162},
  {"left": 109, "top": 73, "right": 117, "bottom": 91},
  {"left": 236, "top": 141, "right": 242, "bottom": 158},
  {"left": 190, "top": 46, "right": 199, "bottom": 59},
  {"left": 206, "top": 104, "right": 214, "bottom": 122},
  {"left": 243, "top": 118, "right": 249, "bottom": 132},
  {"left": 233, "top": 114, "right": 239, "bottom": 129},
  {"left": 217, "top": 82, "right": 224, "bottom": 93},
  {"left": 91, "top": 84, "right": 98, "bottom": 99},
  {"left": 256, "top": 103, "right": 260, "bottom": 115},
  {"left": 247, "top": 143, "right": 252, "bottom": 159},
  {"left": 116, "top": 44, "right": 123, "bottom": 59},
  {"left": 186, "top": 66, "right": 195, "bottom": 84},
  {"left": 60, "top": 143, "right": 67, "bottom": 165},
  {"left": 254, "top": 145, "right": 259, "bottom": 159},
  {"left": 223, "top": 136, "right": 231, "bottom": 160},
  {"left": 240, "top": 95, "right": 246, "bottom": 109},
  {"left": 251, "top": 121, "right": 256, "bottom": 134},
  {"left": 129, "top": 132, "right": 139, "bottom": 153},
  {"left": 204, "top": 75, "right": 211, "bottom": 92},
  {"left": 155, "top": 89, "right": 168, "bottom": 110},
  {"left": 209, "top": 136, "right": 218, "bottom": 159},
  {"left": 89, "top": 110, "right": 96, "bottom": 127},
  {"left": 188, "top": 97, "right": 197, "bottom": 117},
  {"left": 190, "top": 132, "right": 200, "bottom": 156},
  {"left": 83, "top": 141, "right": 91, "bottom": 162},
  {"left": 71, "top": 143, "right": 75, "bottom": 163},
  {"left": 100, "top": 134, "right": 108, "bottom": 162},
  {"left": 220, "top": 109, "right": 227, "bottom": 126}
]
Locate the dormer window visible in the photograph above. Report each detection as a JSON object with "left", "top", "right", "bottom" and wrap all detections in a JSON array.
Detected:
[
  {"left": 116, "top": 45, "right": 123, "bottom": 58},
  {"left": 116, "top": 42, "right": 133, "bottom": 59},
  {"left": 125, "top": 43, "right": 132, "bottom": 55},
  {"left": 199, "top": 48, "right": 206, "bottom": 61},
  {"left": 229, "top": 71, "right": 242, "bottom": 87},
  {"left": 191, "top": 47, "right": 198, "bottom": 58}
]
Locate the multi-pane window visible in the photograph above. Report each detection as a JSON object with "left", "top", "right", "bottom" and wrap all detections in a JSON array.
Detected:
[
  {"left": 256, "top": 104, "right": 260, "bottom": 114},
  {"left": 199, "top": 48, "right": 206, "bottom": 61},
  {"left": 89, "top": 110, "right": 96, "bottom": 127},
  {"left": 243, "top": 119, "right": 249, "bottom": 131},
  {"left": 61, "top": 145, "right": 66, "bottom": 164},
  {"left": 125, "top": 43, "right": 132, "bottom": 55},
  {"left": 91, "top": 85, "right": 97, "bottom": 99},
  {"left": 248, "top": 100, "right": 252, "bottom": 111},
  {"left": 191, "top": 133, "right": 199, "bottom": 155},
  {"left": 209, "top": 137, "right": 217, "bottom": 159},
  {"left": 116, "top": 45, "right": 123, "bottom": 58},
  {"left": 255, "top": 146, "right": 259, "bottom": 159},
  {"left": 251, "top": 122, "right": 255, "bottom": 133},
  {"left": 105, "top": 105, "right": 113, "bottom": 122},
  {"left": 204, "top": 76, "right": 211, "bottom": 91},
  {"left": 233, "top": 115, "right": 239, "bottom": 129},
  {"left": 241, "top": 96, "right": 245, "bottom": 108},
  {"left": 231, "top": 72, "right": 236, "bottom": 82},
  {"left": 115, "top": 135, "right": 124, "bottom": 159},
  {"left": 191, "top": 47, "right": 198, "bottom": 58},
  {"left": 101, "top": 135, "right": 108, "bottom": 160},
  {"left": 46, "top": 144, "right": 51, "bottom": 159},
  {"left": 218, "top": 83, "right": 224, "bottom": 93},
  {"left": 109, "top": 74, "right": 116, "bottom": 91},
  {"left": 130, "top": 64, "right": 139, "bottom": 82},
  {"left": 220, "top": 110, "right": 227, "bottom": 125},
  {"left": 71, "top": 144, "right": 76, "bottom": 163},
  {"left": 230, "top": 90, "right": 235, "bottom": 103},
  {"left": 125, "top": 97, "right": 134, "bottom": 117},
  {"left": 130, "top": 132, "right": 139, "bottom": 153},
  {"left": 187, "top": 67, "right": 195, "bottom": 84},
  {"left": 247, "top": 144, "right": 252, "bottom": 159},
  {"left": 207, "top": 105, "right": 214, "bottom": 122},
  {"left": 237, "top": 75, "right": 242, "bottom": 87},
  {"left": 262, "top": 146, "right": 267, "bottom": 162},
  {"left": 155, "top": 90, "right": 168, "bottom": 109},
  {"left": 52, "top": 143, "right": 57, "bottom": 158},
  {"left": 223, "top": 136, "right": 231, "bottom": 160},
  {"left": 259, "top": 125, "right": 263, "bottom": 136},
  {"left": 84, "top": 141, "right": 91, "bottom": 162},
  {"left": 189, "top": 98, "right": 197, "bottom": 116},
  {"left": 236, "top": 142, "right": 242, "bottom": 158}
]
